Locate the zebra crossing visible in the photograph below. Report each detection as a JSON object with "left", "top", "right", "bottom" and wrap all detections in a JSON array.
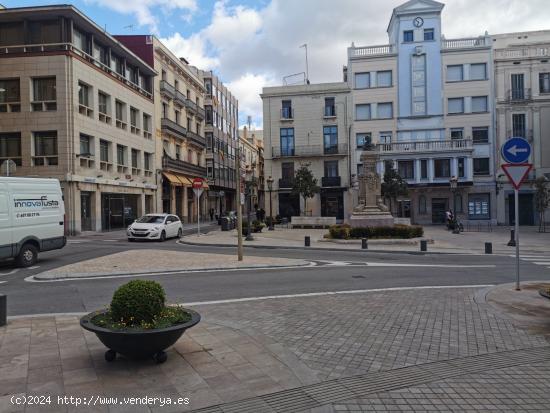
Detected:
[{"left": 512, "top": 254, "right": 550, "bottom": 269}]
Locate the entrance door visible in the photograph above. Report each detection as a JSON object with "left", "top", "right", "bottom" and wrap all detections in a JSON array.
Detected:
[
  {"left": 431, "top": 198, "right": 448, "bottom": 224},
  {"left": 80, "top": 192, "right": 92, "bottom": 231},
  {"left": 508, "top": 193, "right": 534, "bottom": 225},
  {"left": 108, "top": 197, "right": 124, "bottom": 230},
  {"left": 278, "top": 193, "right": 300, "bottom": 218},
  {"left": 321, "top": 193, "right": 344, "bottom": 220}
]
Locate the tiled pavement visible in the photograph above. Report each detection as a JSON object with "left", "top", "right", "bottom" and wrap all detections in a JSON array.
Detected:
[{"left": 1, "top": 286, "right": 550, "bottom": 412}]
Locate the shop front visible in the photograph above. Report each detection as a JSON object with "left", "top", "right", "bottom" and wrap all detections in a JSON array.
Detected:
[{"left": 101, "top": 193, "right": 140, "bottom": 231}]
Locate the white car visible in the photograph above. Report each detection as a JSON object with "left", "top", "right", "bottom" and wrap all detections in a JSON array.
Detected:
[{"left": 127, "top": 214, "right": 183, "bottom": 242}]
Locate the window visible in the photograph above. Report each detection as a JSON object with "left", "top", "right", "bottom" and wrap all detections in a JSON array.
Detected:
[
  {"left": 376, "top": 71, "right": 392, "bottom": 87},
  {"left": 447, "top": 65, "right": 463, "bottom": 82},
  {"left": 115, "top": 100, "right": 126, "bottom": 129},
  {"left": 424, "top": 28, "right": 434, "bottom": 41},
  {"left": 144, "top": 152, "right": 152, "bottom": 171},
  {"left": 0, "top": 133, "right": 22, "bottom": 165},
  {"left": 131, "top": 149, "right": 139, "bottom": 169},
  {"left": 468, "top": 193, "right": 490, "bottom": 219},
  {"left": 78, "top": 82, "right": 90, "bottom": 107},
  {"left": 0, "top": 22, "right": 24, "bottom": 46},
  {"left": 512, "top": 113, "right": 526, "bottom": 137},
  {"left": 117, "top": 144, "right": 126, "bottom": 165},
  {"left": 511, "top": 73, "right": 525, "bottom": 99},
  {"left": 32, "top": 77, "right": 56, "bottom": 111},
  {"left": 143, "top": 114, "right": 152, "bottom": 138},
  {"left": 175, "top": 144, "right": 181, "bottom": 160},
  {"left": 79, "top": 134, "right": 91, "bottom": 156},
  {"left": 33, "top": 131, "right": 58, "bottom": 166},
  {"left": 448, "top": 98, "right": 464, "bottom": 114},
  {"left": 379, "top": 132, "right": 392, "bottom": 145},
  {"left": 377, "top": 102, "right": 393, "bottom": 119},
  {"left": 398, "top": 160, "right": 414, "bottom": 179},
  {"left": 540, "top": 73, "right": 550, "bottom": 93},
  {"left": 455, "top": 157, "right": 464, "bottom": 178},
  {"left": 356, "top": 133, "right": 371, "bottom": 149},
  {"left": 418, "top": 195, "right": 427, "bottom": 214},
  {"left": 471, "top": 96, "right": 488, "bottom": 113},
  {"left": 175, "top": 110, "right": 181, "bottom": 125},
  {"left": 162, "top": 102, "right": 169, "bottom": 119},
  {"left": 356, "top": 104, "right": 371, "bottom": 120},
  {"left": 355, "top": 72, "right": 370, "bottom": 89},
  {"left": 281, "top": 162, "right": 294, "bottom": 179},
  {"left": 472, "top": 127, "right": 489, "bottom": 143},
  {"left": 281, "top": 100, "right": 292, "bottom": 119},
  {"left": 73, "top": 27, "right": 89, "bottom": 53},
  {"left": 100, "top": 139, "right": 110, "bottom": 163},
  {"left": 130, "top": 107, "right": 139, "bottom": 134},
  {"left": 324, "top": 97, "right": 336, "bottom": 117},
  {"left": 161, "top": 70, "right": 167, "bottom": 81},
  {"left": 404, "top": 30, "right": 414, "bottom": 42},
  {"left": 187, "top": 149, "right": 193, "bottom": 164},
  {"left": 0, "top": 78, "right": 20, "bottom": 112},
  {"left": 206, "top": 132, "right": 213, "bottom": 149},
  {"left": 470, "top": 63, "right": 486, "bottom": 80},
  {"left": 473, "top": 158, "right": 490, "bottom": 176},
  {"left": 450, "top": 128, "right": 463, "bottom": 140},
  {"left": 324, "top": 160, "right": 339, "bottom": 177},
  {"left": 323, "top": 126, "right": 338, "bottom": 154},
  {"left": 98, "top": 92, "right": 109, "bottom": 115},
  {"left": 434, "top": 159, "right": 451, "bottom": 178},
  {"left": 280, "top": 128, "right": 295, "bottom": 156},
  {"left": 420, "top": 159, "right": 428, "bottom": 179}
]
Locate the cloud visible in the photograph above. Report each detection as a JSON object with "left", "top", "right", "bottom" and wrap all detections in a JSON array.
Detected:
[{"left": 160, "top": 32, "right": 220, "bottom": 70}]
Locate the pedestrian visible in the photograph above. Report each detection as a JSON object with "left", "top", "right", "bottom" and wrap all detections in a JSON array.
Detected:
[
  {"left": 209, "top": 208, "right": 214, "bottom": 221},
  {"left": 445, "top": 209, "right": 452, "bottom": 229}
]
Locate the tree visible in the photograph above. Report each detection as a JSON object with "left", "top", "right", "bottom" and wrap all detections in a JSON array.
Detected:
[
  {"left": 292, "top": 162, "right": 320, "bottom": 216},
  {"left": 381, "top": 168, "right": 408, "bottom": 214},
  {"left": 533, "top": 176, "right": 549, "bottom": 232}
]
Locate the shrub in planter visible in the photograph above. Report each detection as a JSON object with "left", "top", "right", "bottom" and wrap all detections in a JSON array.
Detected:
[
  {"left": 329, "top": 224, "right": 351, "bottom": 239},
  {"left": 330, "top": 224, "right": 424, "bottom": 240},
  {"left": 110, "top": 280, "right": 165, "bottom": 326}
]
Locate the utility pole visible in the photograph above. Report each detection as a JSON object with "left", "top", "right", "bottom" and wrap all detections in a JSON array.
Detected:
[
  {"left": 236, "top": 145, "right": 243, "bottom": 261},
  {"left": 300, "top": 43, "right": 309, "bottom": 84}
]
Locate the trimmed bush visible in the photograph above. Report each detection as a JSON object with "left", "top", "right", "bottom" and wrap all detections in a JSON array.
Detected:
[
  {"left": 329, "top": 224, "right": 423, "bottom": 240},
  {"left": 329, "top": 224, "right": 351, "bottom": 239},
  {"left": 110, "top": 280, "right": 166, "bottom": 326}
]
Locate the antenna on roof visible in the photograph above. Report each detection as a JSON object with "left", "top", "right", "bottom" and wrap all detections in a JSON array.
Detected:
[
  {"left": 124, "top": 25, "right": 135, "bottom": 31},
  {"left": 299, "top": 44, "right": 310, "bottom": 84}
]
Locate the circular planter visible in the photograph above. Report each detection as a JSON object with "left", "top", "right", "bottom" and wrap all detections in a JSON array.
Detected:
[
  {"left": 539, "top": 289, "right": 550, "bottom": 300},
  {"left": 80, "top": 308, "right": 200, "bottom": 363}
]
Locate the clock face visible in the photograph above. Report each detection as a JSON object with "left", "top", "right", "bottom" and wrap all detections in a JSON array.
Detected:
[{"left": 413, "top": 17, "right": 424, "bottom": 27}]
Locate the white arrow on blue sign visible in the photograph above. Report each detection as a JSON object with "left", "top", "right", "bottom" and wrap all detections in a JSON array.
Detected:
[{"left": 501, "top": 137, "right": 531, "bottom": 164}]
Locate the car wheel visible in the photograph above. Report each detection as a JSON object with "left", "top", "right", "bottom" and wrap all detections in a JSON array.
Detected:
[
  {"left": 16, "top": 243, "right": 38, "bottom": 267},
  {"left": 159, "top": 230, "right": 166, "bottom": 242},
  {"left": 177, "top": 228, "right": 182, "bottom": 238},
  {"left": 128, "top": 238, "right": 134, "bottom": 242}
]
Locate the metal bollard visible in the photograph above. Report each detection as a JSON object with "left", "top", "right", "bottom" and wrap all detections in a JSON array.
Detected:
[
  {"left": 485, "top": 242, "right": 493, "bottom": 254},
  {"left": 361, "top": 238, "right": 368, "bottom": 249},
  {"left": 305, "top": 236, "right": 310, "bottom": 247},
  {"left": 507, "top": 229, "right": 516, "bottom": 247},
  {"left": 0, "top": 295, "right": 6, "bottom": 327},
  {"left": 420, "top": 240, "right": 427, "bottom": 252}
]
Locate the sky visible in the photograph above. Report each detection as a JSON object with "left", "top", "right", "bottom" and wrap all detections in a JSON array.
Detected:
[{"left": 5, "top": 0, "right": 550, "bottom": 129}]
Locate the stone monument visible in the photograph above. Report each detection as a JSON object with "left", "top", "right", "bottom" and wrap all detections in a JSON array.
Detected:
[{"left": 349, "top": 142, "right": 394, "bottom": 227}]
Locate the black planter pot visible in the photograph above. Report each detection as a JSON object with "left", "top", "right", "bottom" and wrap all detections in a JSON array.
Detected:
[{"left": 80, "top": 308, "right": 200, "bottom": 363}]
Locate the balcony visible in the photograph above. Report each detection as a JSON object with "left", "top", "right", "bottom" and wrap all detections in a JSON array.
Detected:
[
  {"left": 186, "top": 130, "right": 206, "bottom": 147},
  {"left": 161, "top": 117, "right": 187, "bottom": 139},
  {"left": 174, "top": 90, "right": 187, "bottom": 107},
  {"left": 160, "top": 81, "right": 175, "bottom": 99},
  {"left": 441, "top": 37, "right": 490, "bottom": 50},
  {"left": 348, "top": 44, "right": 395, "bottom": 59},
  {"left": 278, "top": 178, "right": 294, "bottom": 189},
  {"left": 280, "top": 108, "right": 293, "bottom": 120},
  {"left": 162, "top": 156, "right": 206, "bottom": 178},
  {"left": 272, "top": 144, "right": 348, "bottom": 158},
  {"left": 322, "top": 176, "right": 341, "bottom": 187},
  {"left": 196, "top": 106, "right": 205, "bottom": 120},
  {"left": 378, "top": 139, "right": 472, "bottom": 154},
  {"left": 506, "top": 88, "right": 532, "bottom": 102},
  {"left": 185, "top": 98, "right": 198, "bottom": 115}
]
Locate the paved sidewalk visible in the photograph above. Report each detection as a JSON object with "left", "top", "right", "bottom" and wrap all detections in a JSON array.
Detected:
[
  {"left": 2, "top": 284, "right": 550, "bottom": 412},
  {"left": 182, "top": 225, "right": 550, "bottom": 255}
]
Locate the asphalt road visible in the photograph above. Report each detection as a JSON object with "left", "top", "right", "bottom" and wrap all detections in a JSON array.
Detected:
[{"left": 1, "top": 225, "right": 549, "bottom": 316}]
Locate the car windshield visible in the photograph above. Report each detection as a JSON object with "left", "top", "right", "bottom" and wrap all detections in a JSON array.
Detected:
[{"left": 136, "top": 215, "right": 165, "bottom": 224}]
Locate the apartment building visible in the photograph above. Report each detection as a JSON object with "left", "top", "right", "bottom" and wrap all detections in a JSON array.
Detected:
[
  {"left": 201, "top": 71, "right": 239, "bottom": 216},
  {"left": 346, "top": 0, "right": 496, "bottom": 225},
  {"left": 262, "top": 82, "right": 351, "bottom": 220},
  {"left": 239, "top": 127, "right": 265, "bottom": 208},
  {"left": 116, "top": 35, "right": 207, "bottom": 223},
  {"left": 493, "top": 30, "right": 550, "bottom": 225},
  {"left": 0, "top": 5, "right": 156, "bottom": 234}
]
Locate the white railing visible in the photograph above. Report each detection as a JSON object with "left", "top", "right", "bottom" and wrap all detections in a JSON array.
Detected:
[
  {"left": 442, "top": 37, "right": 489, "bottom": 50},
  {"left": 495, "top": 46, "right": 550, "bottom": 60},
  {"left": 378, "top": 139, "right": 473, "bottom": 153},
  {"left": 349, "top": 44, "right": 394, "bottom": 58}
]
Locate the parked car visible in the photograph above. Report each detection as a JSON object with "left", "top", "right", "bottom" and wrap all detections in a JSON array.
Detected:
[
  {"left": 0, "top": 177, "right": 66, "bottom": 267},
  {"left": 127, "top": 214, "right": 183, "bottom": 242}
]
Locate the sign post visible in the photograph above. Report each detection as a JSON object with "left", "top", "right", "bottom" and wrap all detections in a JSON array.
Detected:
[
  {"left": 501, "top": 137, "right": 532, "bottom": 291},
  {"left": 192, "top": 178, "right": 204, "bottom": 237}
]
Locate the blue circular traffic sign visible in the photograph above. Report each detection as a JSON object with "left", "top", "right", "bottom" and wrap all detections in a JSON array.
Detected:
[{"left": 501, "top": 137, "right": 531, "bottom": 164}]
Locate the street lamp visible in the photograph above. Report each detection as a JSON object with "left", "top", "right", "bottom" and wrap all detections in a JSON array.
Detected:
[
  {"left": 449, "top": 176, "right": 460, "bottom": 234},
  {"left": 245, "top": 166, "right": 255, "bottom": 241},
  {"left": 267, "top": 176, "right": 274, "bottom": 230}
]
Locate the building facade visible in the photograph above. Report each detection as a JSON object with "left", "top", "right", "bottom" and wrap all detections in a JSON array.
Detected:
[
  {"left": 116, "top": 35, "right": 208, "bottom": 223},
  {"left": 201, "top": 71, "right": 239, "bottom": 216},
  {"left": 0, "top": 5, "right": 156, "bottom": 234},
  {"left": 239, "top": 127, "right": 265, "bottom": 209},
  {"left": 262, "top": 82, "right": 351, "bottom": 221}
]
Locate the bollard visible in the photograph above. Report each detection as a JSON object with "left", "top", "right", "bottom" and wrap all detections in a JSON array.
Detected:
[
  {"left": 361, "top": 238, "right": 368, "bottom": 250},
  {"left": 420, "top": 240, "right": 427, "bottom": 252},
  {"left": 0, "top": 295, "right": 6, "bottom": 327},
  {"left": 485, "top": 242, "right": 493, "bottom": 254},
  {"left": 305, "top": 236, "right": 310, "bottom": 247},
  {"left": 507, "top": 229, "right": 516, "bottom": 247}
]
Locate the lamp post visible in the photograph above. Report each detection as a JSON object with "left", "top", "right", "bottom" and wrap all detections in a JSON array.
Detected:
[
  {"left": 245, "top": 166, "right": 255, "bottom": 241},
  {"left": 267, "top": 176, "right": 274, "bottom": 230},
  {"left": 449, "top": 176, "right": 460, "bottom": 234}
]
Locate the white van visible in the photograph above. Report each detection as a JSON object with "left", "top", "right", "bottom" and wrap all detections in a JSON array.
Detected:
[{"left": 0, "top": 177, "right": 66, "bottom": 267}]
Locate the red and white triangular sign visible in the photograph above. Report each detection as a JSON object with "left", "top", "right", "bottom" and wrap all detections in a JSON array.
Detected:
[{"left": 502, "top": 163, "right": 533, "bottom": 190}]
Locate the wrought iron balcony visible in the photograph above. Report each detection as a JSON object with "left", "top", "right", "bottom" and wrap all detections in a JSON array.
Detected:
[
  {"left": 161, "top": 117, "right": 187, "bottom": 138},
  {"left": 506, "top": 88, "right": 532, "bottom": 102},
  {"left": 378, "top": 139, "right": 472, "bottom": 154},
  {"left": 160, "top": 81, "right": 175, "bottom": 99},
  {"left": 186, "top": 130, "right": 206, "bottom": 147},
  {"left": 272, "top": 144, "right": 348, "bottom": 158},
  {"left": 278, "top": 178, "right": 294, "bottom": 189},
  {"left": 322, "top": 176, "right": 341, "bottom": 187},
  {"left": 162, "top": 156, "right": 206, "bottom": 178},
  {"left": 174, "top": 90, "right": 187, "bottom": 106}
]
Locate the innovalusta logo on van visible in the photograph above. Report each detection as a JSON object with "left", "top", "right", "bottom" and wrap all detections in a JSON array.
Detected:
[{"left": 14, "top": 196, "right": 59, "bottom": 209}]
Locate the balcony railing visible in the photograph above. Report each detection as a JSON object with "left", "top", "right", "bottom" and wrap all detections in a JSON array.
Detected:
[
  {"left": 495, "top": 46, "right": 550, "bottom": 60},
  {"left": 162, "top": 156, "right": 206, "bottom": 178},
  {"left": 185, "top": 98, "right": 198, "bottom": 114},
  {"left": 174, "top": 90, "right": 186, "bottom": 106},
  {"left": 196, "top": 106, "right": 205, "bottom": 119},
  {"left": 378, "top": 139, "right": 472, "bottom": 153},
  {"left": 349, "top": 44, "right": 395, "bottom": 58},
  {"left": 160, "top": 81, "right": 175, "bottom": 99},
  {"left": 321, "top": 176, "right": 341, "bottom": 187},
  {"left": 441, "top": 37, "right": 489, "bottom": 50},
  {"left": 272, "top": 144, "right": 348, "bottom": 158},
  {"left": 278, "top": 178, "right": 294, "bottom": 188},
  {"left": 161, "top": 117, "right": 187, "bottom": 138},
  {"left": 186, "top": 130, "right": 206, "bottom": 147},
  {"left": 506, "top": 88, "right": 532, "bottom": 102}
]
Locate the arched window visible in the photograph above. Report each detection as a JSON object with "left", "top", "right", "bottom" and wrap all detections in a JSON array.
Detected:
[{"left": 418, "top": 195, "right": 427, "bottom": 214}]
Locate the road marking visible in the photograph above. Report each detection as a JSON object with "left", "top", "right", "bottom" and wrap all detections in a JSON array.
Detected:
[
  {"left": 533, "top": 262, "right": 550, "bottom": 265},
  {"left": 28, "top": 266, "right": 40, "bottom": 270},
  {"left": 0, "top": 268, "right": 19, "bottom": 276},
  {"left": 364, "top": 262, "right": 495, "bottom": 268},
  {"left": 0, "top": 281, "right": 6, "bottom": 284}
]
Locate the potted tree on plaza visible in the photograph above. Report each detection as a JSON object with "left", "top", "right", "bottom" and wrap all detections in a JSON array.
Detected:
[
  {"left": 292, "top": 162, "right": 320, "bottom": 216},
  {"left": 80, "top": 280, "right": 200, "bottom": 364}
]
